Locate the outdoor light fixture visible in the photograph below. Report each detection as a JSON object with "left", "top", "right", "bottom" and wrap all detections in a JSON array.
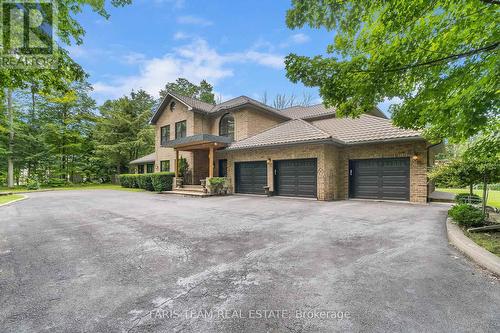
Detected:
[{"left": 412, "top": 153, "right": 420, "bottom": 161}]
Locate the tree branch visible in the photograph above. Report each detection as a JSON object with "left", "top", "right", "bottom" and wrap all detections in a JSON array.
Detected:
[
  {"left": 480, "top": 0, "right": 500, "bottom": 5},
  {"left": 354, "top": 41, "right": 499, "bottom": 73}
]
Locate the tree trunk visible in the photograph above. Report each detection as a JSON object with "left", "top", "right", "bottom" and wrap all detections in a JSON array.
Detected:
[
  {"left": 7, "top": 89, "right": 14, "bottom": 188},
  {"left": 469, "top": 183, "right": 473, "bottom": 196},
  {"left": 482, "top": 173, "right": 488, "bottom": 215}
]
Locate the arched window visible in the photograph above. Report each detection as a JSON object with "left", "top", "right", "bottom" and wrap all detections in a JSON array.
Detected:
[{"left": 219, "top": 113, "right": 235, "bottom": 141}]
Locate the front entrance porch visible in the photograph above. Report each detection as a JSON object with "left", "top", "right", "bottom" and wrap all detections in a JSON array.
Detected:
[{"left": 164, "top": 134, "right": 232, "bottom": 189}]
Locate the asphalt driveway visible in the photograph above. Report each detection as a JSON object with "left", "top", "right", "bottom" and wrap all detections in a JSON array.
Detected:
[{"left": 0, "top": 191, "right": 499, "bottom": 333}]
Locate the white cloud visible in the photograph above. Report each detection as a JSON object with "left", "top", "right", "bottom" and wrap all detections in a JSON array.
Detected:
[
  {"left": 173, "top": 31, "right": 192, "bottom": 40},
  {"left": 152, "top": 0, "right": 185, "bottom": 8},
  {"left": 121, "top": 51, "right": 147, "bottom": 64},
  {"left": 290, "top": 33, "right": 310, "bottom": 44},
  {"left": 176, "top": 15, "right": 213, "bottom": 26},
  {"left": 278, "top": 33, "right": 311, "bottom": 48},
  {"left": 91, "top": 38, "right": 284, "bottom": 101}
]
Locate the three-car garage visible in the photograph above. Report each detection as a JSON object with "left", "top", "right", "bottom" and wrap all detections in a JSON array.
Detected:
[{"left": 234, "top": 157, "right": 411, "bottom": 201}]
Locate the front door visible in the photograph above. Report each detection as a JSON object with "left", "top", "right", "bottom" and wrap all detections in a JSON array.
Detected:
[{"left": 218, "top": 159, "right": 227, "bottom": 177}]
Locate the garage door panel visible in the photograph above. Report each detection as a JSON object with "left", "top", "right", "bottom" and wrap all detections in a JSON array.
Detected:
[
  {"left": 235, "top": 161, "right": 267, "bottom": 195},
  {"left": 275, "top": 159, "right": 317, "bottom": 198},
  {"left": 350, "top": 158, "right": 409, "bottom": 201}
]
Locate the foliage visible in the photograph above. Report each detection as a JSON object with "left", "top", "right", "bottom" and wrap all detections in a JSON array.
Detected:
[
  {"left": 455, "top": 193, "right": 482, "bottom": 205},
  {"left": 448, "top": 204, "right": 485, "bottom": 228},
  {"left": 177, "top": 157, "right": 189, "bottom": 178},
  {"left": 119, "top": 174, "right": 140, "bottom": 188},
  {"left": 207, "top": 177, "right": 229, "bottom": 195},
  {"left": 94, "top": 90, "right": 155, "bottom": 175},
  {"left": 25, "top": 178, "right": 40, "bottom": 191},
  {"left": 1, "top": 83, "right": 101, "bottom": 185},
  {"left": 429, "top": 159, "right": 479, "bottom": 189},
  {"left": 44, "top": 178, "right": 68, "bottom": 188},
  {"left": 119, "top": 173, "right": 174, "bottom": 192},
  {"left": 285, "top": 0, "right": 499, "bottom": 142},
  {"left": 151, "top": 172, "right": 175, "bottom": 192},
  {"left": 159, "top": 78, "right": 216, "bottom": 104},
  {"left": 136, "top": 174, "right": 154, "bottom": 191},
  {"left": 429, "top": 134, "right": 500, "bottom": 190}
]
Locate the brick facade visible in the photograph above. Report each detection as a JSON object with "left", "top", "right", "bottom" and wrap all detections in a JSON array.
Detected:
[{"left": 219, "top": 140, "right": 428, "bottom": 203}]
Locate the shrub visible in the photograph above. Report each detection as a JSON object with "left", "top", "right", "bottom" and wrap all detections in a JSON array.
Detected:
[
  {"left": 455, "top": 193, "right": 482, "bottom": 204},
  {"left": 119, "top": 174, "right": 140, "bottom": 188},
  {"left": 44, "top": 178, "right": 67, "bottom": 187},
  {"left": 448, "top": 204, "right": 485, "bottom": 228},
  {"left": 207, "top": 177, "right": 229, "bottom": 195},
  {"left": 137, "top": 174, "right": 154, "bottom": 191},
  {"left": 26, "top": 178, "right": 40, "bottom": 191},
  {"left": 151, "top": 172, "right": 175, "bottom": 192}
]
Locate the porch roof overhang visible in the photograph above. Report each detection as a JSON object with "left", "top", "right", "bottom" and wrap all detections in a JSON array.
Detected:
[{"left": 164, "top": 134, "right": 233, "bottom": 151}]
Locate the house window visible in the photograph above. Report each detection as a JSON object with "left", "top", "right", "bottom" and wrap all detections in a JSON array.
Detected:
[
  {"left": 219, "top": 113, "right": 234, "bottom": 141},
  {"left": 170, "top": 101, "right": 176, "bottom": 112},
  {"left": 161, "top": 160, "right": 170, "bottom": 172},
  {"left": 175, "top": 120, "right": 187, "bottom": 139},
  {"left": 161, "top": 125, "right": 170, "bottom": 146},
  {"left": 146, "top": 163, "right": 154, "bottom": 173},
  {"left": 138, "top": 165, "right": 145, "bottom": 174}
]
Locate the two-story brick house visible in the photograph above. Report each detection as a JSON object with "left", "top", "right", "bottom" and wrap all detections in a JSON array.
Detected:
[{"left": 130, "top": 91, "right": 441, "bottom": 203}]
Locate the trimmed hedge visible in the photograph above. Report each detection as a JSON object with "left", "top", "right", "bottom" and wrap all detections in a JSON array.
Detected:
[
  {"left": 119, "top": 172, "right": 174, "bottom": 192},
  {"left": 151, "top": 172, "right": 174, "bottom": 192},
  {"left": 448, "top": 204, "right": 485, "bottom": 228}
]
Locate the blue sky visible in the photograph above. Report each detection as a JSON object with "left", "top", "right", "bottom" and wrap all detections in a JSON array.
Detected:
[{"left": 69, "top": 0, "right": 396, "bottom": 112}]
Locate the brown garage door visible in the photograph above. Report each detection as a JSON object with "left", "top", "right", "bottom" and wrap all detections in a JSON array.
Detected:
[{"left": 349, "top": 158, "right": 410, "bottom": 201}]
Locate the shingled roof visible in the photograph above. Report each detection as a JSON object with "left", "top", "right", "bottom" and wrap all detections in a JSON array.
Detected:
[
  {"left": 226, "top": 115, "right": 422, "bottom": 150},
  {"left": 280, "top": 104, "right": 336, "bottom": 120},
  {"left": 226, "top": 119, "right": 332, "bottom": 150},
  {"left": 151, "top": 93, "right": 290, "bottom": 124},
  {"left": 129, "top": 153, "right": 155, "bottom": 164},
  {"left": 311, "top": 115, "right": 421, "bottom": 144}
]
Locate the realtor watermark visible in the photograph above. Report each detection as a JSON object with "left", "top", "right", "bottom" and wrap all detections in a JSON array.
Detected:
[
  {"left": 144, "top": 308, "right": 351, "bottom": 321},
  {"left": 0, "top": 0, "right": 58, "bottom": 69}
]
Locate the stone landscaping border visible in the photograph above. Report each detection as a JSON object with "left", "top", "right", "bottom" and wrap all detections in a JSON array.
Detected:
[{"left": 446, "top": 217, "right": 500, "bottom": 276}]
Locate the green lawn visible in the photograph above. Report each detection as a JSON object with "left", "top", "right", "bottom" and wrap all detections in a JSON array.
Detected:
[
  {"left": 465, "top": 230, "right": 500, "bottom": 257},
  {"left": 437, "top": 188, "right": 500, "bottom": 209},
  {"left": 0, "top": 184, "right": 145, "bottom": 193},
  {"left": 0, "top": 194, "right": 24, "bottom": 205}
]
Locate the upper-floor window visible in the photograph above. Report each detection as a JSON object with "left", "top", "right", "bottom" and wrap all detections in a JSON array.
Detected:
[
  {"left": 170, "top": 101, "right": 176, "bottom": 112},
  {"left": 219, "top": 113, "right": 234, "bottom": 141},
  {"left": 161, "top": 125, "right": 170, "bottom": 146},
  {"left": 175, "top": 120, "right": 187, "bottom": 139}
]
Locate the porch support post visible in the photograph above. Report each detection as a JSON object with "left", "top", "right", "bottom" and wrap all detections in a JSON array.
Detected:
[
  {"left": 209, "top": 146, "right": 214, "bottom": 178},
  {"left": 175, "top": 149, "right": 179, "bottom": 177}
]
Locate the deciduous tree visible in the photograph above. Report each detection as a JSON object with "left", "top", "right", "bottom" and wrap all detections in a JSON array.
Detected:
[{"left": 285, "top": 0, "right": 499, "bottom": 142}]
